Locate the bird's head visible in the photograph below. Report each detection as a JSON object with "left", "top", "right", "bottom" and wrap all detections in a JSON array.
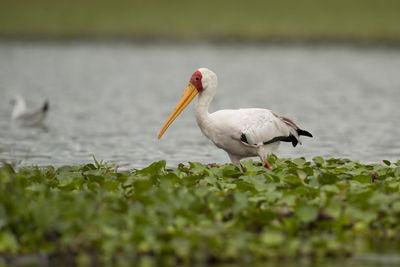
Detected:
[
  {"left": 189, "top": 68, "right": 217, "bottom": 93},
  {"left": 158, "top": 68, "right": 217, "bottom": 139},
  {"left": 10, "top": 94, "right": 25, "bottom": 107}
]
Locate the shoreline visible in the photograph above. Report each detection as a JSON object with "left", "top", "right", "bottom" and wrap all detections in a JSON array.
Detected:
[{"left": 1, "top": 35, "right": 400, "bottom": 49}]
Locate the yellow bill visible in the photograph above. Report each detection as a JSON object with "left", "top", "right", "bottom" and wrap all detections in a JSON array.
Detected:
[{"left": 158, "top": 83, "right": 198, "bottom": 139}]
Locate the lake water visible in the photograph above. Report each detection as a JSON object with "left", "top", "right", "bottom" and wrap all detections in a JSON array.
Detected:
[{"left": 0, "top": 42, "right": 399, "bottom": 169}]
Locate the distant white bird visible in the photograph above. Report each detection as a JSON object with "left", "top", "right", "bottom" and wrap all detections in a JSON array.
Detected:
[
  {"left": 158, "top": 68, "right": 312, "bottom": 169},
  {"left": 11, "top": 95, "right": 49, "bottom": 127}
]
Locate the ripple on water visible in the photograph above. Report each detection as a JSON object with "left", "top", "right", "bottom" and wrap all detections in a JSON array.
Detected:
[{"left": 0, "top": 42, "right": 399, "bottom": 168}]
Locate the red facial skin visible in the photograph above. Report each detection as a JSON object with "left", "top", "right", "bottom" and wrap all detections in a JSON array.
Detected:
[{"left": 190, "top": 70, "right": 203, "bottom": 92}]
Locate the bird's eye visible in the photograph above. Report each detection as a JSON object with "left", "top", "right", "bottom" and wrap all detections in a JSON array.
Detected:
[{"left": 195, "top": 77, "right": 199, "bottom": 81}]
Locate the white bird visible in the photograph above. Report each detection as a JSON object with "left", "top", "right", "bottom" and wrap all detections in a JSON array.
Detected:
[
  {"left": 158, "top": 68, "right": 312, "bottom": 169},
  {"left": 11, "top": 95, "right": 49, "bottom": 127}
]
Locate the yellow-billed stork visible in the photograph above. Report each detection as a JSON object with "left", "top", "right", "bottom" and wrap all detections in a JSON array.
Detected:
[{"left": 158, "top": 68, "right": 312, "bottom": 169}]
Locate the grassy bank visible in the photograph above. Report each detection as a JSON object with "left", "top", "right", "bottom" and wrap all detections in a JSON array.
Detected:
[
  {"left": 0, "top": 0, "right": 400, "bottom": 43},
  {"left": 1, "top": 157, "right": 400, "bottom": 265}
]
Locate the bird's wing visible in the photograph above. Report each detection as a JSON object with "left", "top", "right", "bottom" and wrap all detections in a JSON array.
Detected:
[
  {"left": 238, "top": 109, "right": 292, "bottom": 146},
  {"left": 16, "top": 101, "right": 49, "bottom": 126},
  {"left": 211, "top": 108, "right": 298, "bottom": 147}
]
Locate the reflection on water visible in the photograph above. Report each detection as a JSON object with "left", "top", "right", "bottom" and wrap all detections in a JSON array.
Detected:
[{"left": 0, "top": 42, "right": 399, "bottom": 168}]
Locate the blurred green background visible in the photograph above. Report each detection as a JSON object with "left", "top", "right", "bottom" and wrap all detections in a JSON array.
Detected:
[{"left": 1, "top": 0, "right": 399, "bottom": 42}]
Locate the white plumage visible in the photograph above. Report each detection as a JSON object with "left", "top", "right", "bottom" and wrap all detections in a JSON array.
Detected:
[
  {"left": 204, "top": 109, "right": 288, "bottom": 160},
  {"left": 11, "top": 95, "right": 49, "bottom": 127},
  {"left": 159, "top": 68, "right": 312, "bottom": 169}
]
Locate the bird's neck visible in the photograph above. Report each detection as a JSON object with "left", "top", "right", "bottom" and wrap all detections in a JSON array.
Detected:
[{"left": 195, "top": 90, "right": 213, "bottom": 138}]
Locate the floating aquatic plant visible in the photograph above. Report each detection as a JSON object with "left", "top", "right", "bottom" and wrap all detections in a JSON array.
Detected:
[{"left": 0, "top": 156, "right": 399, "bottom": 265}]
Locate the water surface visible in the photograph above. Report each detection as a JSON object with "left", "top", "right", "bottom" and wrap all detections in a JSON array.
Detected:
[{"left": 0, "top": 42, "right": 399, "bottom": 168}]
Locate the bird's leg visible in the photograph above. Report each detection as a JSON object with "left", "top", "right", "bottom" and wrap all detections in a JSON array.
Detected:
[
  {"left": 256, "top": 148, "right": 272, "bottom": 170},
  {"left": 228, "top": 153, "right": 245, "bottom": 172},
  {"left": 263, "top": 156, "right": 272, "bottom": 170},
  {"left": 239, "top": 163, "right": 246, "bottom": 173}
]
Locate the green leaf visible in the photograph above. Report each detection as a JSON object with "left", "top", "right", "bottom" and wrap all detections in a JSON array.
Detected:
[
  {"left": 394, "top": 167, "right": 400, "bottom": 177},
  {"left": 318, "top": 172, "right": 338, "bottom": 185},
  {"left": 0, "top": 161, "right": 15, "bottom": 175},
  {"left": 312, "top": 156, "right": 324, "bottom": 165},
  {"left": 0, "top": 231, "right": 19, "bottom": 253},
  {"left": 261, "top": 231, "right": 284, "bottom": 246},
  {"left": 244, "top": 175, "right": 269, "bottom": 191},
  {"left": 353, "top": 175, "right": 371, "bottom": 184},
  {"left": 325, "top": 199, "right": 342, "bottom": 219},
  {"left": 82, "top": 163, "right": 97, "bottom": 171},
  {"left": 241, "top": 160, "right": 263, "bottom": 174},
  {"left": 321, "top": 185, "right": 340, "bottom": 194},
  {"left": 392, "top": 201, "right": 400, "bottom": 212},
  {"left": 188, "top": 161, "right": 207, "bottom": 175},
  {"left": 93, "top": 155, "right": 101, "bottom": 168},
  {"left": 222, "top": 165, "right": 242, "bottom": 178},
  {"left": 133, "top": 179, "right": 153, "bottom": 192},
  {"left": 283, "top": 175, "right": 303, "bottom": 186},
  {"left": 136, "top": 160, "right": 166, "bottom": 175},
  {"left": 293, "top": 158, "right": 306, "bottom": 166},
  {"left": 296, "top": 204, "right": 319, "bottom": 223}
]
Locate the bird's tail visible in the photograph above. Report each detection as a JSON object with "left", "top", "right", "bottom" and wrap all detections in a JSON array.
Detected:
[
  {"left": 297, "top": 129, "right": 312, "bottom": 138},
  {"left": 276, "top": 114, "right": 312, "bottom": 147},
  {"left": 42, "top": 101, "right": 49, "bottom": 112}
]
